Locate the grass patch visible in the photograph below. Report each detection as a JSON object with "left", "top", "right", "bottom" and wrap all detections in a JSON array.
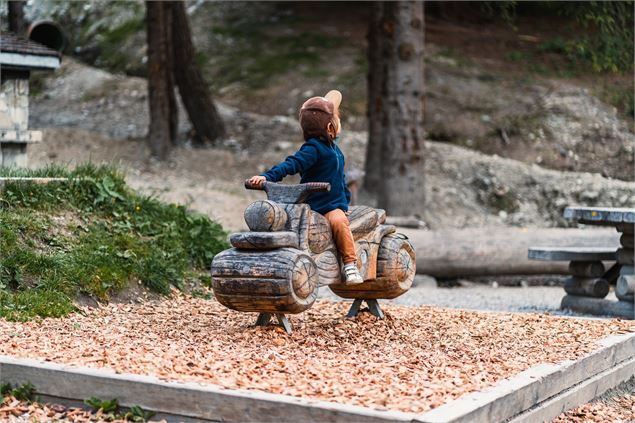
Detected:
[
  {"left": 85, "top": 396, "right": 155, "bottom": 422},
  {"left": 0, "top": 164, "right": 229, "bottom": 321},
  {"left": 1, "top": 382, "right": 37, "bottom": 402},
  {"left": 607, "top": 88, "right": 634, "bottom": 119}
]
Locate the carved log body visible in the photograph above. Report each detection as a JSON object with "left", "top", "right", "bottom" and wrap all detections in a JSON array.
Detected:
[
  {"left": 308, "top": 212, "right": 332, "bottom": 254},
  {"left": 283, "top": 203, "right": 311, "bottom": 251},
  {"left": 313, "top": 249, "right": 341, "bottom": 286},
  {"left": 244, "top": 200, "right": 287, "bottom": 232},
  {"left": 349, "top": 206, "right": 379, "bottom": 238},
  {"left": 211, "top": 248, "right": 318, "bottom": 314},
  {"left": 210, "top": 183, "right": 415, "bottom": 318},
  {"left": 330, "top": 233, "right": 416, "bottom": 299}
]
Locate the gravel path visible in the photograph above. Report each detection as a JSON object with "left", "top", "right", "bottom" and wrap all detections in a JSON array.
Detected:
[
  {"left": 319, "top": 284, "right": 568, "bottom": 314},
  {"left": 319, "top": 278, "right": 620, "bottom": 317}
]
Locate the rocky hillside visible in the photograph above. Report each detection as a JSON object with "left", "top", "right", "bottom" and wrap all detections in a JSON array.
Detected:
[{"left": 25, "top": 60, "right": 635, "bottom": 231}]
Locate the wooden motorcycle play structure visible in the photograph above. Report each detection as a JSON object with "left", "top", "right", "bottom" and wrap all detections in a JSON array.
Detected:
[{"left": 211, "top": 181, "right": 416, "bottom": 333}]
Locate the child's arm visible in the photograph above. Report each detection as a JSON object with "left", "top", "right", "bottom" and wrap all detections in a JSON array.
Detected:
[{"left": 257, "top": 143, "right": 319, "bottom": 183}]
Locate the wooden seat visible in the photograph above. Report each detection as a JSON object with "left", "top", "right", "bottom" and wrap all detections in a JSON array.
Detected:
[
  {"left": 528, "top": 247, "right": 616, "bottom": 262},
  {"left": 230, "top": 231, "right": 299, "bottom": 250}
]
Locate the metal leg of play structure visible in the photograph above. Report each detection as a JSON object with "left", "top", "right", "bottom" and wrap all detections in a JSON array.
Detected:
[
  {"left": 255, "top": 312, "right": 293, "bottom": 335},
  {"left": 346, "top": 299, "right": 385, "bottom": 319}
]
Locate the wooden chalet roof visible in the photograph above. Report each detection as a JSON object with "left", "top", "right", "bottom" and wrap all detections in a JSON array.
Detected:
[{"left": 1, "top": 32, "right": 60, "bottom": 71}]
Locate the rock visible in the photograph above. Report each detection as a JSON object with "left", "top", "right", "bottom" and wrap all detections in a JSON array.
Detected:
[{"left": 580, "top": 191, "right": 599, "bottom": 201}]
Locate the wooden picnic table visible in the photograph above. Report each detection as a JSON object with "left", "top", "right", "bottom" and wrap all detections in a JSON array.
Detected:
[
  {"left": 564, "top": 206, "right": 634, "bottom": 266},
  {"left": 563, "top": 206, "right": 635, "bottom": 227},
  {"left": 562, "top": 206, "right": 634, "bottom": 318}
]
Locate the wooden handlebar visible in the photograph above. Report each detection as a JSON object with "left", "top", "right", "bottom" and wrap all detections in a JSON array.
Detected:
[{"left": 243, "top": 180, "right": 331, "bottom": 204}]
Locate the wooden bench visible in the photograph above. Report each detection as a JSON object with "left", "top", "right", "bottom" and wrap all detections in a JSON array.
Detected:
[
  {"left": 528, "top": 247, "right": 616, "bottom": 298},
  {"left": 528, "top": 247, "right": 616, "bottom": 262}
]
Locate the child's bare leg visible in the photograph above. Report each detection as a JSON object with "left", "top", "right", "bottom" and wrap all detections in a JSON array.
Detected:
[{"left": 324, "top": 209, "right": 363, "bottom": 284}]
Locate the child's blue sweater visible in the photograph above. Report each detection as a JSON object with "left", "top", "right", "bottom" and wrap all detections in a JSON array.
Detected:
[{"left": 260, "top": 137, "right": 351, "bottom": 215}]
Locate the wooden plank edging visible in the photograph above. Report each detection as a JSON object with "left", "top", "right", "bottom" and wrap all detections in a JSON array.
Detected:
[
  {"left": 0, "top": 355, "right": 419, "bottom": 423},
  {"left": 509, "top": 356, "right": 635, "bottom": 423},
  {"left": 417, "top": 331, "right": 635, "bottom": 423}
]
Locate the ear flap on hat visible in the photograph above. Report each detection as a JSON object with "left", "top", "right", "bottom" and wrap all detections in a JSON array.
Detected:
[{"left": 324, "top": 90, "right": 342, "bottom": 111}]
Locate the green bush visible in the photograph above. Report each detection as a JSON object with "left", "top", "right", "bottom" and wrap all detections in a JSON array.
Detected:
[
  {"left": 0, "top": 164, "right": 229, "bottom": 320},
  {"left": 486, "top": 1, "right": 634, "bottom": 73},
  {"left": 558, "top": 1, "right": 634, "bottom": 73}
]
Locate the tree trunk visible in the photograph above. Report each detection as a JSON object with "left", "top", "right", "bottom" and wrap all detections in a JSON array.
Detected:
[
  {"left": 169, "top": 1, "right": 225, "bottom": 145},
  {"left": 145, "top": 1, "right": 174, "bottom": 159},
  {"left": 164, "top": 3, "right": 179, "bottom": 143},
  {"left": 363, "top": 2, "right": 385, "bottom": 195},
  {"left": 8, "top": 1, "right": 25, "bottom": 35},
  {"left": 377, "top": 1, "right": 426, "bottom": 217}
]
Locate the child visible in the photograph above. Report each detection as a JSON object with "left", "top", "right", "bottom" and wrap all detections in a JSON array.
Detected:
[{"left": 248, "top": 90, "right": 363, "bottom": 285}]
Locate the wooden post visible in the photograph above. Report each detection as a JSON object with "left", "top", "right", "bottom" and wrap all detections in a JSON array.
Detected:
[
  {"left": 346, "top": 299, "right": 385, "bottom": 319},
  {"left": 255, "top": 313, "right": 292, "bottom": 335}
]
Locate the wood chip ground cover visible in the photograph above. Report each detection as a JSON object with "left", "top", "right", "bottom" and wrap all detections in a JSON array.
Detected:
[
  {"left": 552, "top": 393, "right": 635, "bottom": 422},
  {"left": 0, "top": 296, "right": 633, "bottom": 414},
  {"left": 0, "top": 395, "right": 166, "bottom": 422}
]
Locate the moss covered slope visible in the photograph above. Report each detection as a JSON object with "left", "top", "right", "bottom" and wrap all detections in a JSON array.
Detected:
[{"left": 0, "top": 164, "right": 228, "bottom": 321}]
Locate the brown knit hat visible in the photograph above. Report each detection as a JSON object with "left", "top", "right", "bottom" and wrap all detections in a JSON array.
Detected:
[{"left": 299, "top": 90, "right": 341, "bottom": 142}]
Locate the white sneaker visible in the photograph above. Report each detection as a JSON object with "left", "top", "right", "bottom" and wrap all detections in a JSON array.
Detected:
[{"left": 343, "top": 264, "right": 364, "bottom": 285}]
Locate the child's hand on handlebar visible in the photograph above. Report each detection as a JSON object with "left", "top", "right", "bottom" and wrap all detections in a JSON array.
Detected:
[{"left": 248, "top": 175, "right": 267, "bottom": 187}]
